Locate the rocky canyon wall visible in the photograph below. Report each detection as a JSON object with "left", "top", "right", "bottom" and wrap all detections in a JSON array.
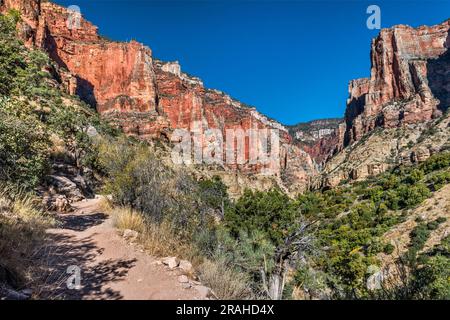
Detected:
[
  {"left": 0, "top": 0, "right": 317, "bottom": 191},
  {"left": 2, "top": 0, "right": 448, "bottom": 192},
  {"left": 320, "top": 19, "right": 450, "bottom": 188},
  {"left": 344, "top": 20, "right": 450, "bottom": 145}
]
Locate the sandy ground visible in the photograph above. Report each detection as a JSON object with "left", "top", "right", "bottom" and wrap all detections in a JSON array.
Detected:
[{"left": 42, "top": 198, "right": 202, "bottom": 300}]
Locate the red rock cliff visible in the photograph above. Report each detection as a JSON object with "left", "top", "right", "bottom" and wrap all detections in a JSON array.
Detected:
[
  {"left": 344, "top": 20, "right": 450, "bottom": 145},
  {"left": 0, "top": 0, "right": 317, "bottom": 188}
]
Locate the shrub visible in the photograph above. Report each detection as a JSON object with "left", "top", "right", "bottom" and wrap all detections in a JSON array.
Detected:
[
  {"left": 435, "top": 217, "right": 447, "bottom": 224},
  {"left": 397, "top": 183, "right": 430, "bottom": 208},
  {"left": 109, "top": 205, "right": 199, "bottom": 261},
  {"left": 111, "top": 207, "right": 146, "bottom": 233},
  {"left": 383, "top": 243, "right": 395, "bottom": 255},
  {"left": 0, "top": 106, "right": 50, "bottom": 189},
  {"left": 225, "top": 188, "right": 299, "bottom": 245},
  {"left": 405, "top": 169, "right": 424, "bottom": 185},
  {"left": 411, "top": 255, "right": 450, "bottom": 299},
  {"left": 419, "top": 152, "right": 450, "bottom": 174},
  {"left": 198, "top": 258, "right": 253, "bottom": 300}
]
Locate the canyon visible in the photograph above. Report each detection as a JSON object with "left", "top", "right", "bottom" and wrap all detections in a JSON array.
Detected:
[{"left": 1, "top": 0, "right": 449, "bottom": 191}]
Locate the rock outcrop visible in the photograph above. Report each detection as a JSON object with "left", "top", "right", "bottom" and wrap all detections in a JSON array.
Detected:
[
  {"left": 288, "top": 118, "right": 346, "bottom": 166},
  {"left": 317, "top": 19, "right": 450, "bottom": 187},
  {"left": 344, "top": 20, "right": 450, "bottom": 145}
]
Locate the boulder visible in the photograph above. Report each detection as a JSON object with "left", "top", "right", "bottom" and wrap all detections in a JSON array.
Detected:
[
  {"left": 177, "top": 275, "right": 189, "bottom": 283},
  {"left": 181, "top": 283, "right": 192, "bottom": 290},
  {"left": 0, "top": 287, "right": 30, "bottom": 300},
  {"left": 123, "top": 229, "right": 139, "bottom": 242},
  {"left": 47, "top": 175, "right": 84, "bottom": 202},
  {"left": 162, "top": 257, "right": 179, "bottom": 269},
  {"left": 178, "top": 260, "right": 193, "bottom": 273}
]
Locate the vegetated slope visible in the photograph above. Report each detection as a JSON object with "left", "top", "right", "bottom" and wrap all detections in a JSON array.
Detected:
[
  {"left": 99, "top": 136, "right": 450, "bottom": 299},
  {"left": 319, "top": 110, "right": 450, "bottom": 188},
  {"left": 288, "top": 152, "right": 450, "bottom": 299}
]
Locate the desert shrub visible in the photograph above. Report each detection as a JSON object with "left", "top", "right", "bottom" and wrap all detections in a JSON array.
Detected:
[
  {"left": 0, "top": 184, "right": 55, "bottom": 294},
  {"left": 409, "top": 223, "right": 431, "bottom": 253},
  {"left": 435, "top": 217, "right": 447, "bottom": 224},
  {"left": 99, "top": 137, "right": 222, "bottom": 244},
  {"left": 363, "top": 185, "right": 384, "bottom": 203},
  {"left": 0, "top": 106, "right": 50, "bottom": 189},
  {"left": 383, "top": 243, "right": 395, "bottom": 255},
  {"left": 396, "top": 183, "right": 431, "bottom": 208},
  {"left": 428, "top": 171, "right": 450, "bottom": 191},
  {"left": 380, "top": 174, "right": 400, "bottom": 190},
  {"left": 225, "top": 188, "right": 299, "bottom": 246},
  {"left": 405, "top": 169, "right": 425, "bottom": 185},
  {"left": 419, "top": 152, "right": 450, "bottom": 174},
  {"left": 198, "top": 176, "right": 229, "bottom": 217},
  {"left": 198, "top": 258, "right": 253, "bottom": 300}
]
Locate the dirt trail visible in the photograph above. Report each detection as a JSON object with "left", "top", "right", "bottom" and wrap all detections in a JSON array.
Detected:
[{"left": 42, "top": 198, "right": 202, "bottom": 300}]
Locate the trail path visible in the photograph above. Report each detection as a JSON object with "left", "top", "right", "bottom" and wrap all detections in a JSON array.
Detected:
[{"left": 43, "top": 198, "right": 202, "bottom": 300}]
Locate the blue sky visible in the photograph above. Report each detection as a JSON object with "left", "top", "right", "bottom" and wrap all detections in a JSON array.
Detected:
[{"left": 54, "top": 0, "right": 450, "bottom": 125}]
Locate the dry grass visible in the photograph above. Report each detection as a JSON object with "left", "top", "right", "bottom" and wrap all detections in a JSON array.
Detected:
[
  {"left": 109, "top": 206, "right": 200, "bottom": 263},
  {"left": 198, "top": 258, "right": 253, "bottom": 300},
  {"left": 0, "top": 185, "right": 55, "bottom": 295},
  {"left": 111, "top": 207, "right": 146, "bottom": 233},
  {"left": 96, "top": 196, "right": 114, "bottom": 213}
]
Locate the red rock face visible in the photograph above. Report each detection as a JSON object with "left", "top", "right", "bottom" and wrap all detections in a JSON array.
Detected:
[
  {"left": 37, "top": 3, "right": 157, "bottom": 114},
  {"left": 0, "top": 0, "right": 317, "bottom": 185},
  {"left": 154, "top": 60, "right": 299, "bottom": 175},
  {"left": 0, "top": 0, "right": 40, "bottom": 46},
  {"left": 3, "top": 1, "right": 446, "bottom": 190},
  {"left": 344, "top": 20, "right": 450, "bottom": 145},
  {"left": 289, "top": 119, "right": 346, "bottom": 165}
]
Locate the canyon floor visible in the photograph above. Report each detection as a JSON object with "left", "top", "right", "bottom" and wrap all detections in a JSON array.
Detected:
[{"left": 42, "top": 198, "right": 202, "bottom": 300}]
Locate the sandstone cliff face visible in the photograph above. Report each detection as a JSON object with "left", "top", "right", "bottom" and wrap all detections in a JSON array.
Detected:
[
  {"left": 0, "top": 0, "right": 317, "bottom": 191},
  {"left": 318, "top": 19, "right": 450, "bottom": 188},
  {"left": 288, "top": 118, "right": 345, "bottom": 166},
  {"left": 345, "top": 20, "right": 450, "bottom": 145},
  {"left": 0, "top": 0, "right": 40, "bottom": 46},
  {"left": 37, "top": 3, "right": 159, "bottom": 115},
  {"left": 154, "top": 59, "right": 317, "bottom": 189}
]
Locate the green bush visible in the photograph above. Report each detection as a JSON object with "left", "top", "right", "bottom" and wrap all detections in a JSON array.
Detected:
[
  {"left": 225, "top": 188, "right": 298, "bottom": 245},
  {"left": 383, "top": 243, "right": 395, "bottom": 255},
  {"left": 0, "top": 106, "right": 50, "bottom": 189}
]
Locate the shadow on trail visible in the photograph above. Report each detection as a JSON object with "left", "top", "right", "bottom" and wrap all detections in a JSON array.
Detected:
[
  {"left": 59, "top": 212, "right": 108, "bottom": 231},
  {"left": 37, "top": 224, "right": 136, "bottom": 300}
]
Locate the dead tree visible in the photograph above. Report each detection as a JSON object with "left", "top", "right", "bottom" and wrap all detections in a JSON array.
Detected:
[{"left": 260, "top": 218, "right": 318, "bottom": 300}]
